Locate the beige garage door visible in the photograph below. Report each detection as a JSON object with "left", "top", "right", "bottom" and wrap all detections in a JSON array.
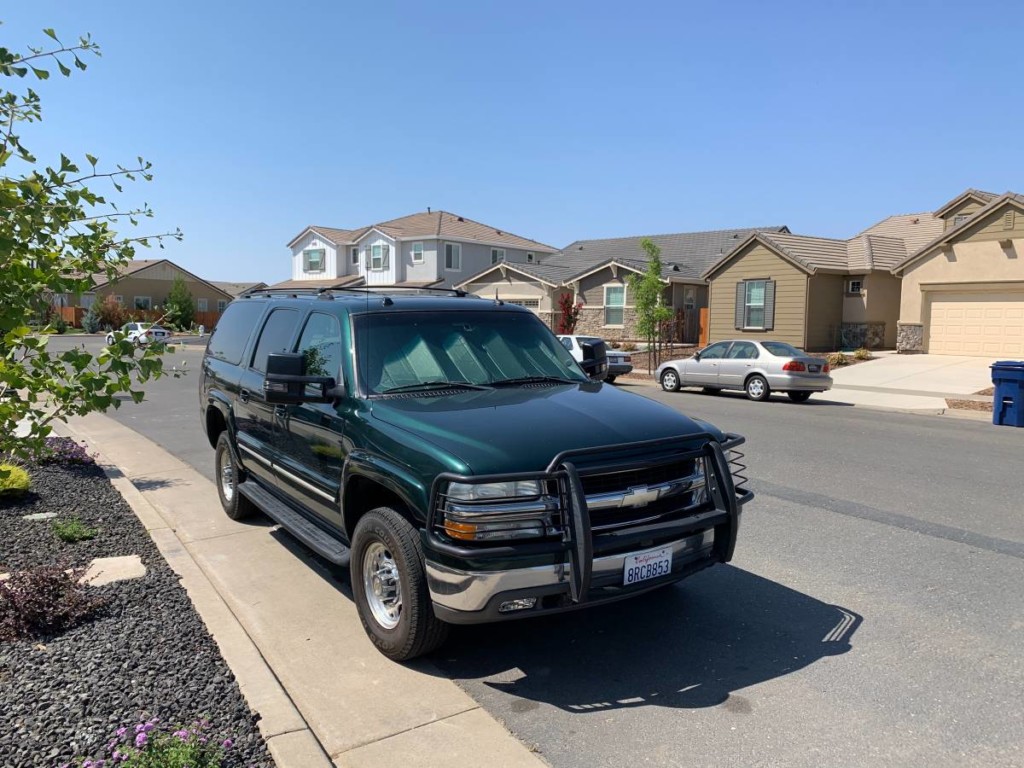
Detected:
[{"left": 928, "top": 292, "right": 1024, "bottom": 356}]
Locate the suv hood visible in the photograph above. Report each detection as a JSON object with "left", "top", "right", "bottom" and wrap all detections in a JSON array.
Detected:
[{"left": 369, "top": 383, "right": 720, "bottom": 475}]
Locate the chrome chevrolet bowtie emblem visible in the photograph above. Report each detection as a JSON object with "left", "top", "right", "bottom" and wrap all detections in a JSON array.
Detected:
[{"left": 621, "top": 485, "right": 661, "bottom": 508}]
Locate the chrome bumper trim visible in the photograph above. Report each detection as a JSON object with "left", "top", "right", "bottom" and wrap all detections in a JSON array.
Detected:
[{"left": 427, "top": 529, "right": 714, "bottom": 613}]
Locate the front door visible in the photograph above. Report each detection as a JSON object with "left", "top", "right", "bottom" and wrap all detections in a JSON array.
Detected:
[
  {"left": 275, "top": 311, "right": 347, "bottom": 530},
  {"left": 682, "top": 341, "right": 731, "bottom": 386}
]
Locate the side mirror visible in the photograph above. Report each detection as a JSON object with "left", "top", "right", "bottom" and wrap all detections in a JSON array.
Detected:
[
  {"left": 579, "top": 339, "right": 609, "bottom": 382},
  {"left": 263, "top": 352, "right": 336, "bottom": 404},
  {"left": 693, "top": 350, "right": 702, "bottom": 361}
]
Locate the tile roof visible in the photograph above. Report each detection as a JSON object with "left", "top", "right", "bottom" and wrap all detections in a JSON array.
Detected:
[
  {"left": 549, "top": 226, "right": 790, "bottom": 281},
  {"left": 850, "top": 212, "right": 944, "bottom": 258},
  {"left": 291, "top": 211, "right": 557, "bottom": 253},
  {"left": 211, "top": 281, "right": 268, "bottom": 297},
  {"left": 757, "top": 232, "right": 849, "bottom": 272},
  {"left": 89, "top": 259, "right": 165, "bottom": 289}
]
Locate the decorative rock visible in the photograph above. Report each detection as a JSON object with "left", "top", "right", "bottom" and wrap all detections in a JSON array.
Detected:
[
  {"left": 79, "top": 555, "right": 147, "bottom": 587},
  {"left": 21, "top": 512, "right": 58, "bottom": 522}
]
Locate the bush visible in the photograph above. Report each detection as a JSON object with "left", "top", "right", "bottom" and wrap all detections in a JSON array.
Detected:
[
  {"left": 81, "top": 302, "right": 101, "bottom": 333},
  {"left": 0, "top": 463, "right": 30, "bottom": 497},
  {"left": 97, "top": 295, "right": 128, "bottom": 331},
  {"left": 67, "top": 719, "right": 233, "bottom": 767},
  {"left": 621, "top": 342, "right": 638, "bottom": 352},
  {"left": 53, "top": 516, "right": 99, "bottom": 543},
  {"left": 853, "top": 348, "right": 873, "bottom": 361},
  {"left": 53, "top": 317, "right": 68, "bottom": 334},
  {"left": 827, "top": 352, "right": 850, "bottom": 367},
  {"left": 0, "top": 564, "right": 106, "bottom": 641}
]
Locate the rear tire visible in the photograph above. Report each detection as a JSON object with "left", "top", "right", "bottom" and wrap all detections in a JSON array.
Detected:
[
  {"left": 660, "top": 369, "right": 680, "bottom": 392},
  {"left": 787, "top": 391, "right": 812, "bottom": 403},
  {"left": 745, "top": 374, "right": 770, "bottom": 402},
  {"left": 215, "top": 432, "right": 256, "bottom": 520},
  {"left": 351, "top": 507, "right": 449, "bottom": 661},
  {"left": 604, "top": 375, "right": 617, "bottom": 384}
]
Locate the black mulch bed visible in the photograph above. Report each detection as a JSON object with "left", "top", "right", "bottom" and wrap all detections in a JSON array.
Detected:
[{"left": 0, "top": 455, "right": 273, "bottom": 768}]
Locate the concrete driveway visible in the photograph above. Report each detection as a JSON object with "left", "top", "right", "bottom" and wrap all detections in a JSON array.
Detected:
[{"left": 821, "top": 352, "right": 998, "bottom": 412}]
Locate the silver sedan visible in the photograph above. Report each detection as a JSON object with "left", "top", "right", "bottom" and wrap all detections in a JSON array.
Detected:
[{"left": 655, "top": 339, "right": 833, "bottom": 402}]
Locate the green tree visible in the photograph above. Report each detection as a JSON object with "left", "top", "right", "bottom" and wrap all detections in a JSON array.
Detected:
[
  {"left": 628, "top": 238, "right": 672, "bottom": 373},
  {"left": 0, "top": 26, "right": 183, "bottom": 461},
  {"left": 165, "top": 275, "right": 194, "bottom": 329}
]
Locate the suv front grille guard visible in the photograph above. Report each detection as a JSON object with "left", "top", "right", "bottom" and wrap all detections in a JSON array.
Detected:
[{"left": 426, "top": 433, "right": 752, "bottom": 605}]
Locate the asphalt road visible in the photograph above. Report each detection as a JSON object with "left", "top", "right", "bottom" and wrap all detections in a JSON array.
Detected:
[{"left": 51, "top": 336, "right": 1024, "bottom": 767}]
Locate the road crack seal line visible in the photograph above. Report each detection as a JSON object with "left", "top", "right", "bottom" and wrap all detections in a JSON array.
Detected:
[{"left": 753, "top": 479, "right": 1024, "bottom": 560}]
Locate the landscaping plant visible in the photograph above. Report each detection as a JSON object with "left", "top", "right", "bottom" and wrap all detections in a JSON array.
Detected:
[
  {"left": 0, "top": 564, "right": 106, "bottom": 641},
  {"left": 36, "top": 436, "right": 97, "bottom": 466},
  {"left": 556, "top": 292, "right": 583, "bottom": 334},
  {"left": 0, "top": 462, "right": 30, "bottom": 496},
  {"left": 828, "top": 352, "right": 851, "bottom": 367},
  {"left": 0, "top": 27, "right": 184, "bottom": 462},
  {"left": 65, "top": 719, "right": 233, "bottom": 768},
  {"left": 628, "top": 239, "right": 672, "bottom": 372},
  {"left": 164, "top": 276, "right": 195, "bottom": 330},
  {"left": 52, "top": 516, "right": 99, "bottom": 543},
  {"left": 853, "top": 347, "right": 873, "bottom": 361}
]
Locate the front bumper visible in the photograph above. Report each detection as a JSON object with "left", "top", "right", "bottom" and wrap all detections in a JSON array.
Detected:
[{"left": 424, "top": 434, "right": 752, "bottom": 624}]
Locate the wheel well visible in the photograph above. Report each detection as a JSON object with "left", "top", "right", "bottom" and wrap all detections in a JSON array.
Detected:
[
  {"left": 744, "top": 371, "right": 766, "bottom": 385},
  {"left": 205, "top": 406, "right": 227, "bottom": 449},
  {"left": 343, "top": 476, "right": 412, "bottom": 539}
]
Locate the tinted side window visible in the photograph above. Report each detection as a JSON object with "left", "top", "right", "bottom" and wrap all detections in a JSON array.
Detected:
[
  {"left": 207, "top": 302, "right": 266, "bottom": 365},
  {"left": 251, "top": 309, "right": 300, "bottom": 373},
  {"left": 296, "top": 312, "right": 343, "bottom": 396},
  {"left": 726, "top": 342, "right": 758, "bottom": 359},
  {"left": 700, "top": 342, "right": 730, "bottom": 360}
]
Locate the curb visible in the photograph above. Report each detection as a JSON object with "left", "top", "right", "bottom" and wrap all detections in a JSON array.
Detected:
[{"left": 53, "top": 422, "right": 334, "bottom": 768}]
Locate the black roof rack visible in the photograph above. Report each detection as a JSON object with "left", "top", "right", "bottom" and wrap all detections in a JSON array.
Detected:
[{"left": 242, "top": 285, "right": 471, "bottom": 299}]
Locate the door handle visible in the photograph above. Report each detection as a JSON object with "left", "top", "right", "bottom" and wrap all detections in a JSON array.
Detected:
[{"left": 239, "top": 388, "right": 251, "bottom": 404}]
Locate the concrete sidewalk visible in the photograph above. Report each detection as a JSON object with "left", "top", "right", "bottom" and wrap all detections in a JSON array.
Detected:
[{"left": 56, "top": 414, "right": 547, "bottom": 768}]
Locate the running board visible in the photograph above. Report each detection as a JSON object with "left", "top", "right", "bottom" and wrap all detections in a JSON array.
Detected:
[{"left": 238, "top": 481, "right": 350, "bottom": 567}]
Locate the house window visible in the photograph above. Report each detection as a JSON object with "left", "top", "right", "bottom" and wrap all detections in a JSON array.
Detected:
[
  {"left": 683, "top": 286, "right": 696, "bottom": 310},
  {"left": 134, "top": 296, "right": 152, "bottom": 310},
  {"left": 743, "top": 280, "right": 766, "bottom": 328},
  {"left": 412, "top": 242, "right": 424, "bottom": 263},
  {"left": 303, "top": 248, "right": 325, "bottom": 272},
  {"left": 952, "top": 213, "right": 972, "bottom": 228},
  {"left": 604, "top": 285, "right": 625, "bottom": 326},
  {"left": 370, "top": 244, "right": 390, "bottom": 271},
  {"left": 197, "top": 298, "right": 209, "bottom": 312},
  {"left": 526, "top": 252, "right": 535, "bottom": 263},
  {"left": 445, "top": 242, "right": 461, "bottom": 271},
  {"left": 217, "top": 299, "right": 227, "bottom": 312},
  {"left": 491, "top": 248, "right": 505, "bottom": 264},
  {"left": 846, "top": 278, "right": 863, "bottom": 295},
  {"left": 351, "top": 247, "right": 359, "bottom": 265}
]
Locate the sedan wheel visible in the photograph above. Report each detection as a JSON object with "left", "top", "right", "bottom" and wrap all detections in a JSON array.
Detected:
[
  {"left": 788, "top": 391, "right": 812, "bottom": 403},
  {"left": 660, "top": 369, "right": 680, "bottom": 392},
  {"left": 745, "top": 374, "right": 770, "bottom": 402}
]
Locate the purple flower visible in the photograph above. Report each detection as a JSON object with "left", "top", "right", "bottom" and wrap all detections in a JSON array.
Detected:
[
  {"left": 135, "top": 731, "right": 148, "bottom": 748},
  {"left": 135, "top": 724, "right": 145, "bottom": 734},
  {"left": 142, "top": 722, "right": 155, "bottom": 733},
  {"left": 116, "top": 727, "right": 127, "bottom": 737},
  {"left": 222, "top": 738, "right": 234, "bottom": 750},
  {"left": 174, "top": 729, "right": 190, "bottom": 741}
]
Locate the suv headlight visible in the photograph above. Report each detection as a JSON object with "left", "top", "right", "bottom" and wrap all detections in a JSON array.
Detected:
[{"left": 440, "top": 479, "right": 558, "bottom": 542}]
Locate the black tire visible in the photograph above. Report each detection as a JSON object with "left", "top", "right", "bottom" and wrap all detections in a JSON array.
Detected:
[
  {"left": 702, "top": 387, "right": 722, "bottom": 395},
  {"left": 604, "top": 375, "right": 617, "bottom": 384},
  {"left": 660, "top": 369, "right": 681, "bottom": 392},
  {"left": 350, "top": 507, "right": 449, "bottom": 661},
  {"left": 745, "top": 374, "right": 771, "bottom": 402},
  {"left": 787, "top": 391, "right": 812, "bottom": 403},
  {"left": 214, "top": 432, "right": 256, "bottom": 520}
]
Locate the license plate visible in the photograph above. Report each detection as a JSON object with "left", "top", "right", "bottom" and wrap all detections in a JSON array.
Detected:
[
  {"left": 808, "top": 364, "right": 820, "bottom": 372},
  {"left": 623, "top": 545, "right": 673, "bottom": 586}
]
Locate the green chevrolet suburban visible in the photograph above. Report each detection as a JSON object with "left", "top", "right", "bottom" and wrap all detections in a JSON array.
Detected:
[{"left": 200, "top": 288, "right": 752, "bottom": 661}]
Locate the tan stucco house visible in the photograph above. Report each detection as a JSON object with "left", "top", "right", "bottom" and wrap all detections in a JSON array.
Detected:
[
  {"left": 457, "top": 227, "right": 788, "bottom": 341},
  {"left": 892, "top": 190, "right": 1024, "bottom": 356}
]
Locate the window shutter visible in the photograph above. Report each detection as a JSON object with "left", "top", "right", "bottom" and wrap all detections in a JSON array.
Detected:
[
  {"left": 763, "top": 280, "right": 776, "bottom": 331},
  {"left": 383, "top": 244, "right": 390, "bottom": 269},
  {"left": 734, "top": 283, "right": 745, "bottom": 329}
]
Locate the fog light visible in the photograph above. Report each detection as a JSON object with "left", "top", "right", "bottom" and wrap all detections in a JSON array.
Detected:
[{"left": 498, "top": 597, "right": 537, "bottom": 613}]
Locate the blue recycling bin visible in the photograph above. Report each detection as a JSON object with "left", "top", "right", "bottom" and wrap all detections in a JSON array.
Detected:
[{"left": 990, "top": 361, "right": 1024, "bottom": 427}]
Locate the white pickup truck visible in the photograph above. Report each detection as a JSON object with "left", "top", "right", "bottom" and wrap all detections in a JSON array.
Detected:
[{"left": 557, "top": 335, "right": 633, "bottom": 383}]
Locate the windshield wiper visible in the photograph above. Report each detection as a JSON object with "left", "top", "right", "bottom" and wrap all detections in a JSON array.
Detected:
[
  {"left": 489, "top": 375, "right": 578, "bottom": 387},
  {"left": 381, "top": 381, "right": 490, "bottom": 394}
]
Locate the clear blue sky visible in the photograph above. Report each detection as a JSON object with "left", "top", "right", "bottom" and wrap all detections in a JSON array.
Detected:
[{"left": 4, "top": 1, "right": 1023, "bottom": 282}]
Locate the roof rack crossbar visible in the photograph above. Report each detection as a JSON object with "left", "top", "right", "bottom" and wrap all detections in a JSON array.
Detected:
[{"left": 243, "top": 285, "right": 469, "bottom": 298}]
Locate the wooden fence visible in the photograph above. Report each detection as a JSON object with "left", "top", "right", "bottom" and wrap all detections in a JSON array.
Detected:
[{"left": 57, "top": 306, "right": 222, "bottom": 330}]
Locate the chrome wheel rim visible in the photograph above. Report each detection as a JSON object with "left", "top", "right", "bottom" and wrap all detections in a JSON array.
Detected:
[
  {"left": 748, "top": 378, "right": 765, "bottom": 398},
  {"left": 219, "top": 450, "right": 235, "bottom": 502},
  {"left": 363, "top": 542, "right": 402, "bottom": 630},
  {"left": 662, "top": 372, "right": 678, "bottom": 390}
]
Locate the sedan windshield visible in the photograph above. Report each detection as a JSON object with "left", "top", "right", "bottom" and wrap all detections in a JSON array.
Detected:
[
  {"left": 354, "top": 310, "right": 587, "bottom": 395},
  {"left": 761, "top": 341, "right": 804, "bottom": 357}
]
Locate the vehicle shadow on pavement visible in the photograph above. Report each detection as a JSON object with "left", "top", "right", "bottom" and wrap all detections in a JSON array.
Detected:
[{"left": 431, "top": 565, "right": 862, "bottom": 712}]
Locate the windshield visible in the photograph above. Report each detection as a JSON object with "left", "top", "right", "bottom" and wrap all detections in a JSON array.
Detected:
[
  {"left": 354, "top": 310, "right": 587, "bottom": 395},
  {"left": 761, "top": 341, "right": 803, "bottom": 357}
]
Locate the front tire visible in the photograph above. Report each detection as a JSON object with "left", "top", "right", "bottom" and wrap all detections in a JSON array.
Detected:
[
  {"left": 745, "top": 374, "right": 770, "bottom": 402},
  {"left": 351, "top": 507, "right": 449, "bottom": 661},
  {"left": 660, "top": 369, "right": 680, "bottom": 392},
  {"left": 215, "top": 432, "right": 256, "bottom": 520},
  {"left": 787, "top": 391, "right": 812, "bottom": 403}
]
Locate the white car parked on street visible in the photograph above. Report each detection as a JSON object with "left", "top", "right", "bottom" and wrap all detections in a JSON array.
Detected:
[
  {"left": 557, "top": 335, "right": 633, "bottom": 383},
  {"left": 105, "top": 322, "right": 171, "bottom": 346}
]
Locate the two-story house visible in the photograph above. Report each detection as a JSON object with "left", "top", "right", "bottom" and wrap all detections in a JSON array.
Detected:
[{"left": 275, "top": 210, "right": 557, "bottom": 291}]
